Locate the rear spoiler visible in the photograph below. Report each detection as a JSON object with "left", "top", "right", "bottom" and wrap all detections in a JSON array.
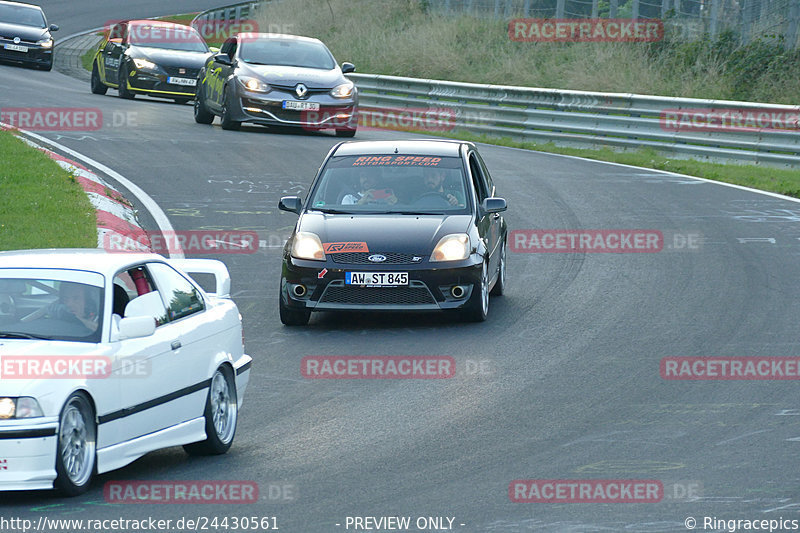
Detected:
[{"left": 172, "top": 258, "right": 231, "bottom": 299}]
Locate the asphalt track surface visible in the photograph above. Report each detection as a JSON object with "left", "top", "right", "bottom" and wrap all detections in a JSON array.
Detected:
[{"left": 2, "top": 3, "right": 800, "bottom": 531}]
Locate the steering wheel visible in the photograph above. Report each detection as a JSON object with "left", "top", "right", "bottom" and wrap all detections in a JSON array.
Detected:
[{"left": 415, "top": 191, "right": 451, "bottom": 207}]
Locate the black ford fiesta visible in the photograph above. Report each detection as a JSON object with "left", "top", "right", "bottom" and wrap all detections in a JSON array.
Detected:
[{"left": 278, "top": 139, "right": 508, "bottom": 325}]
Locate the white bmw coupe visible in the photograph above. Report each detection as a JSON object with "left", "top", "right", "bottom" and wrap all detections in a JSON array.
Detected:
[{"left": 0, "top": 249, "right": 252, "bottom": 495}]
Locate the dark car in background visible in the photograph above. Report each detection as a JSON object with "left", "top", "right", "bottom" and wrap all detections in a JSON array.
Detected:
[
  {"left": 0, "top": 0, "right": 58, "bottom": 71},
  {"left": 90, "top": 20, "right": 212, "bottom": 104},
  {"left": 194, "top": 33, "right": 358, "bottom": 136},
  {"left": 278, "top": 139, "right": 508, "bottom": 325}
]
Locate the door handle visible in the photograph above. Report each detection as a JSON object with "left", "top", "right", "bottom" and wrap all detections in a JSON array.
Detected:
[{"left": 171, "top": 340, "right": 182, "bottom": 351}]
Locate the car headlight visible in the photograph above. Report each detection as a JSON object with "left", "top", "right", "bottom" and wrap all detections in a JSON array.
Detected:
[
  {"left": 37, "top": 38, "right": 53, "bottom": 49},
  {"left": 239, "top": 76, "right": 270, "bottom": 93},
  {"left": 291, "top": 232, "right": 326, "bottom": 261},
  {"left": 431, "top": 234, "right": 470, "bottom": 262},
  {"left": 0, "top": 397, "right": 44, "bottom": 419},
  {"left": 132, "top": 58, "right": 157, "bottom": 70},
  {"left": 330, "top": 82, "right": 354, "bottom": 98}
]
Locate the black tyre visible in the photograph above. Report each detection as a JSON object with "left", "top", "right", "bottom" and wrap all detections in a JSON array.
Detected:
[
  {"left": 54, "top": 392, "right": 96, "bottom": 496},
  {"left": 117, "top": 64, "right": 134, "bottom": 99},
  {"left": 335, "top": 127, "right": 357, "bottom": 137},
  {"left": 220, "top": 85, "right": 240, "bottom": 131},
  {"left": 194, "top": 83, "right": 214, "bottom": 124},
  {"left": 90, "top": 62, "right": 107, "bottom": 95},
  {"left": 279, "top": 287, "right": 310, "bottom": 326},
  {"left": 461, "top": 260, "right": 489, "bottom": 322},
  {"left": 40, "top": 60, "right": 53, "bottom": 71},
  {"left": 490, "top": 239, "right": 506, "bottom": 296},
  {"left": 184, "top": 366, "right": 238, "bottom": 456},
  {"left": 173, "top": 97, "right": 191, "bottom": 105}
]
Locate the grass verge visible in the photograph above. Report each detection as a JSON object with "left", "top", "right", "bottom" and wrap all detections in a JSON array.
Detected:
[{"left": 0, "top": 131, "right": 97, "bottom": 250}]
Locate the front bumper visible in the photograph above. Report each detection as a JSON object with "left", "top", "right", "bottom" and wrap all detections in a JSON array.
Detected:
[
  {"left": 0, "top": 419, "right": 58, "bottom": 491},
  {"left": 0, "top": 40, "right": 52, "bottom": 67},
  {"left": 126, "top": 66, "right": 199, "bottom": 98},
  {"left": 231, "top": 85, "right": 357, "bottom": 129},
  {"left": 281, "top": 254, "right": 482, "bottom": 313}
]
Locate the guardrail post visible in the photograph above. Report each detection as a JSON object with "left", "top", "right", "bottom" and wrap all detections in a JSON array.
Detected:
[
  {"left": 592, "top": 0, "right": 599, "bottom": 18},
  {"left": 556, "top": 0, "right": 565, "bottom": 18},
  {"left": 632, "top": 0, "right": 639, "bottom": 20},
  {"left": 709, "top": 0, "right": 719, "bottom": 39},
  {"left": 661, "top": 0, "right": 669, "bottom": 17},
  {"left": 494, "top": 0, "right": 501, "bottom": 18},
  {"left": 787, "top": 1, "right": 800, "bottom": 50},
  {"left": 523, "top": 0, "right": 530, "bottom": 17},
  {"left": 504, "top": 0, "right": 512, "bottom": 18},
  {"left": 610, "top": 0, "right": 618, "bottom": 18}
]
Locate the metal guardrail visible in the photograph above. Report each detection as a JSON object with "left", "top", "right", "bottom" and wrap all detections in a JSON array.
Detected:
[
  {"left": 348, "top": 73, "right": 800, "bottom": 167},
  {"left": 191, "top": 2, "right": 263, "bottom": 28}
]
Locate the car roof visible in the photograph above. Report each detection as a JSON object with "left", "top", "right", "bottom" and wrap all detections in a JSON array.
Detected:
[
  {"left": 236, "top": 33, "right": 323, "bottom": 44},
  {"left": 124, "top": 19, "right": 195, "bottom": 29},
  {"left": 0, "top": 0, "right": 43, "bottom": 10},
  {"left": 0, "top": 249, "right": 168, "bottom": 277},
  {"left": 332, "top": 139, "right": 473, "bottom": 157}
]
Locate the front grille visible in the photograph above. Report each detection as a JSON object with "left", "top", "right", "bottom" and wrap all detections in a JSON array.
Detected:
[
  {"left": 330, "top": 252, "right": 422, "bottom": 265},
  {"left": 270, "top": 83, "right": 330, "bottom": 95},
  {"left": 319, "top": 281, "right": 436, "bottom": 306},
  {"left": 163, "top": 66, "right": 200, "bottom": 78}
]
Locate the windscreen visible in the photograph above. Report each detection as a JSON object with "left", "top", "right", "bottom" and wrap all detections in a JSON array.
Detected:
[
  {"left": 308, "top": 155, "right": 469, "bottom": 214},
  {"left": 128, "top": 23, "right": 209, "bottom": 53},
  {"left": 0, "top": 275, "right": 104, "bottom": 343},
  {"left": 239, "top": 38, "right": 336, "bottom": 70},
  {"left": 0, "top": 4, "right": 45, "bottom": 28}
]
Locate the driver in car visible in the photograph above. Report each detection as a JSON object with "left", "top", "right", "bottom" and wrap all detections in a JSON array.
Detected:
[
  {"left": 49, "top": 282, "right": 100, "bottom": 332},
  {"left": 342, "top": 169, "right": 398, "bottom": 205},
  {"left": 421, "top": 168, "right": 464, "bottom": 206}
]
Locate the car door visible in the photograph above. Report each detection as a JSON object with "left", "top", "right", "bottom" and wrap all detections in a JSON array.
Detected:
[
  {"left": 467, "top": 151, "right": 500, "bottom": 274},
  {"left": 120, "top": 262, "right": 214, "bottom": 440},
  {"left": 475, "top": 149, "right": 503, "bottom": 274},
  {"left": 101, "top": 23, "right": 126, "bottom": 85},
  {"left": 206, "top": 37, "right": 237, "bottom": 111}
]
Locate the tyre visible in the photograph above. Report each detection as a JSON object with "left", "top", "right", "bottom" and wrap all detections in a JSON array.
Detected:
[
  {"left": 220, "top": 85, "right": 240, "bottom": 131},
  {"left": 117, "top": 64, "right": 134, "bottom": 99},
  {"left": 184, "top": 366, "right": 237, "bottom": 455},
  {"left": 54, "top": 392, "right": 96, "bottom": 496},
  {"left": 490, "top": 239, "right": 506, "bottom": 296},
  {"left": 193, "top": 83, "right": 214, "bottom": 124},
  {"left": 335, "top": 127, "right": 357, "bottom": 137},
  {"left": 279, "top": 286, "right": 310, "bottom": 326},
  {"left": 40, "top": 60, "right": 53, "bottom": 72},
  {"left": 173, "top": 97, "right": 191, "bottom": 105},
  {"left": 461, "top": 260, "right": 489, "bottom": 322},
  {"left": 90, "top": 62, "right": 107, "bottom": 95}
]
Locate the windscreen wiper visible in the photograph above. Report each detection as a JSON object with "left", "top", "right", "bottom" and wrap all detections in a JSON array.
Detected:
[{"left": 0, "top": 332, "right": 53, "bottom": 340}]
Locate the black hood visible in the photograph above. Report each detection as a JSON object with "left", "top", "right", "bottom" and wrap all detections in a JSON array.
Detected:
[
  {"left": 298, "top": 213, "right": 472, "bottom": 254},
  {"left": 0, "top": 21, "right": 47, "bottom": 42},
  {"left": 129, "top": 46, "right": 211, "bottom": 69}
]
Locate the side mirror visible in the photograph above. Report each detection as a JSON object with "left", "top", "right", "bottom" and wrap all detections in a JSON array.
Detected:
[
  {"left": 214, "top": 52, "right": 232, "bottom": 66},
  {"left": 208, "top": 46, "right": 220, "bottom": 53},
  {"left": 109, "top": 37, "right": 122, "bottom": 44},
  {"left": 118, "top": 316, "right": 156, "bottom": 340},
  {"left": 341, "top": 62, "right": 355, "bottom": 74},
  {"left": 481, "top": 197, "right": 507, "bottom": 215},
  {"left": 49, "top": 24, "right": 59, "bottom": 32},
  {"left": 279, "top": 196, "right": 303, "bottom": 214}
]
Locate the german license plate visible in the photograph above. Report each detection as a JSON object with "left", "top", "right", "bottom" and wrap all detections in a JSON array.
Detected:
[
  {"left": 167, "top": 76, "right": 196, "bottom": 86},
  {"left": 346, "top": 272, "right": 408, "bottom": 287},
  {"left": 283, "top": 100, "right": 319, "bottom": 111},
  {"left": 4, "top": 44, "right": 28, "bottom": 52}
]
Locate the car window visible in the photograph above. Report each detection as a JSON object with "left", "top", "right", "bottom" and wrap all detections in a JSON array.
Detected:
[
  {"left": 0, "top": 270, "right": 104, "bottom": 343},
  {"left": 239, "top": 39, "right": 336, "bottom": 69},
  {"left": 475, "top": 151, "right": 495, "bottom": 196},
  {"left": 0, "top": 4, "right": 46, "bottom": 28},
  {"left": 146, "top": 263, "right": 205, "bottom": 321},
  {"left": 220, "top": 37, "right": 236, "bottom": 56},
  {"left": 308, "top": 155, "right": 469, "bottom": 214},
  {"left": 468, "top": 152, "right": 489, "bottom": 202},
  {"left": 115, "top": 266, "right": 167, "bottom": 326}
]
